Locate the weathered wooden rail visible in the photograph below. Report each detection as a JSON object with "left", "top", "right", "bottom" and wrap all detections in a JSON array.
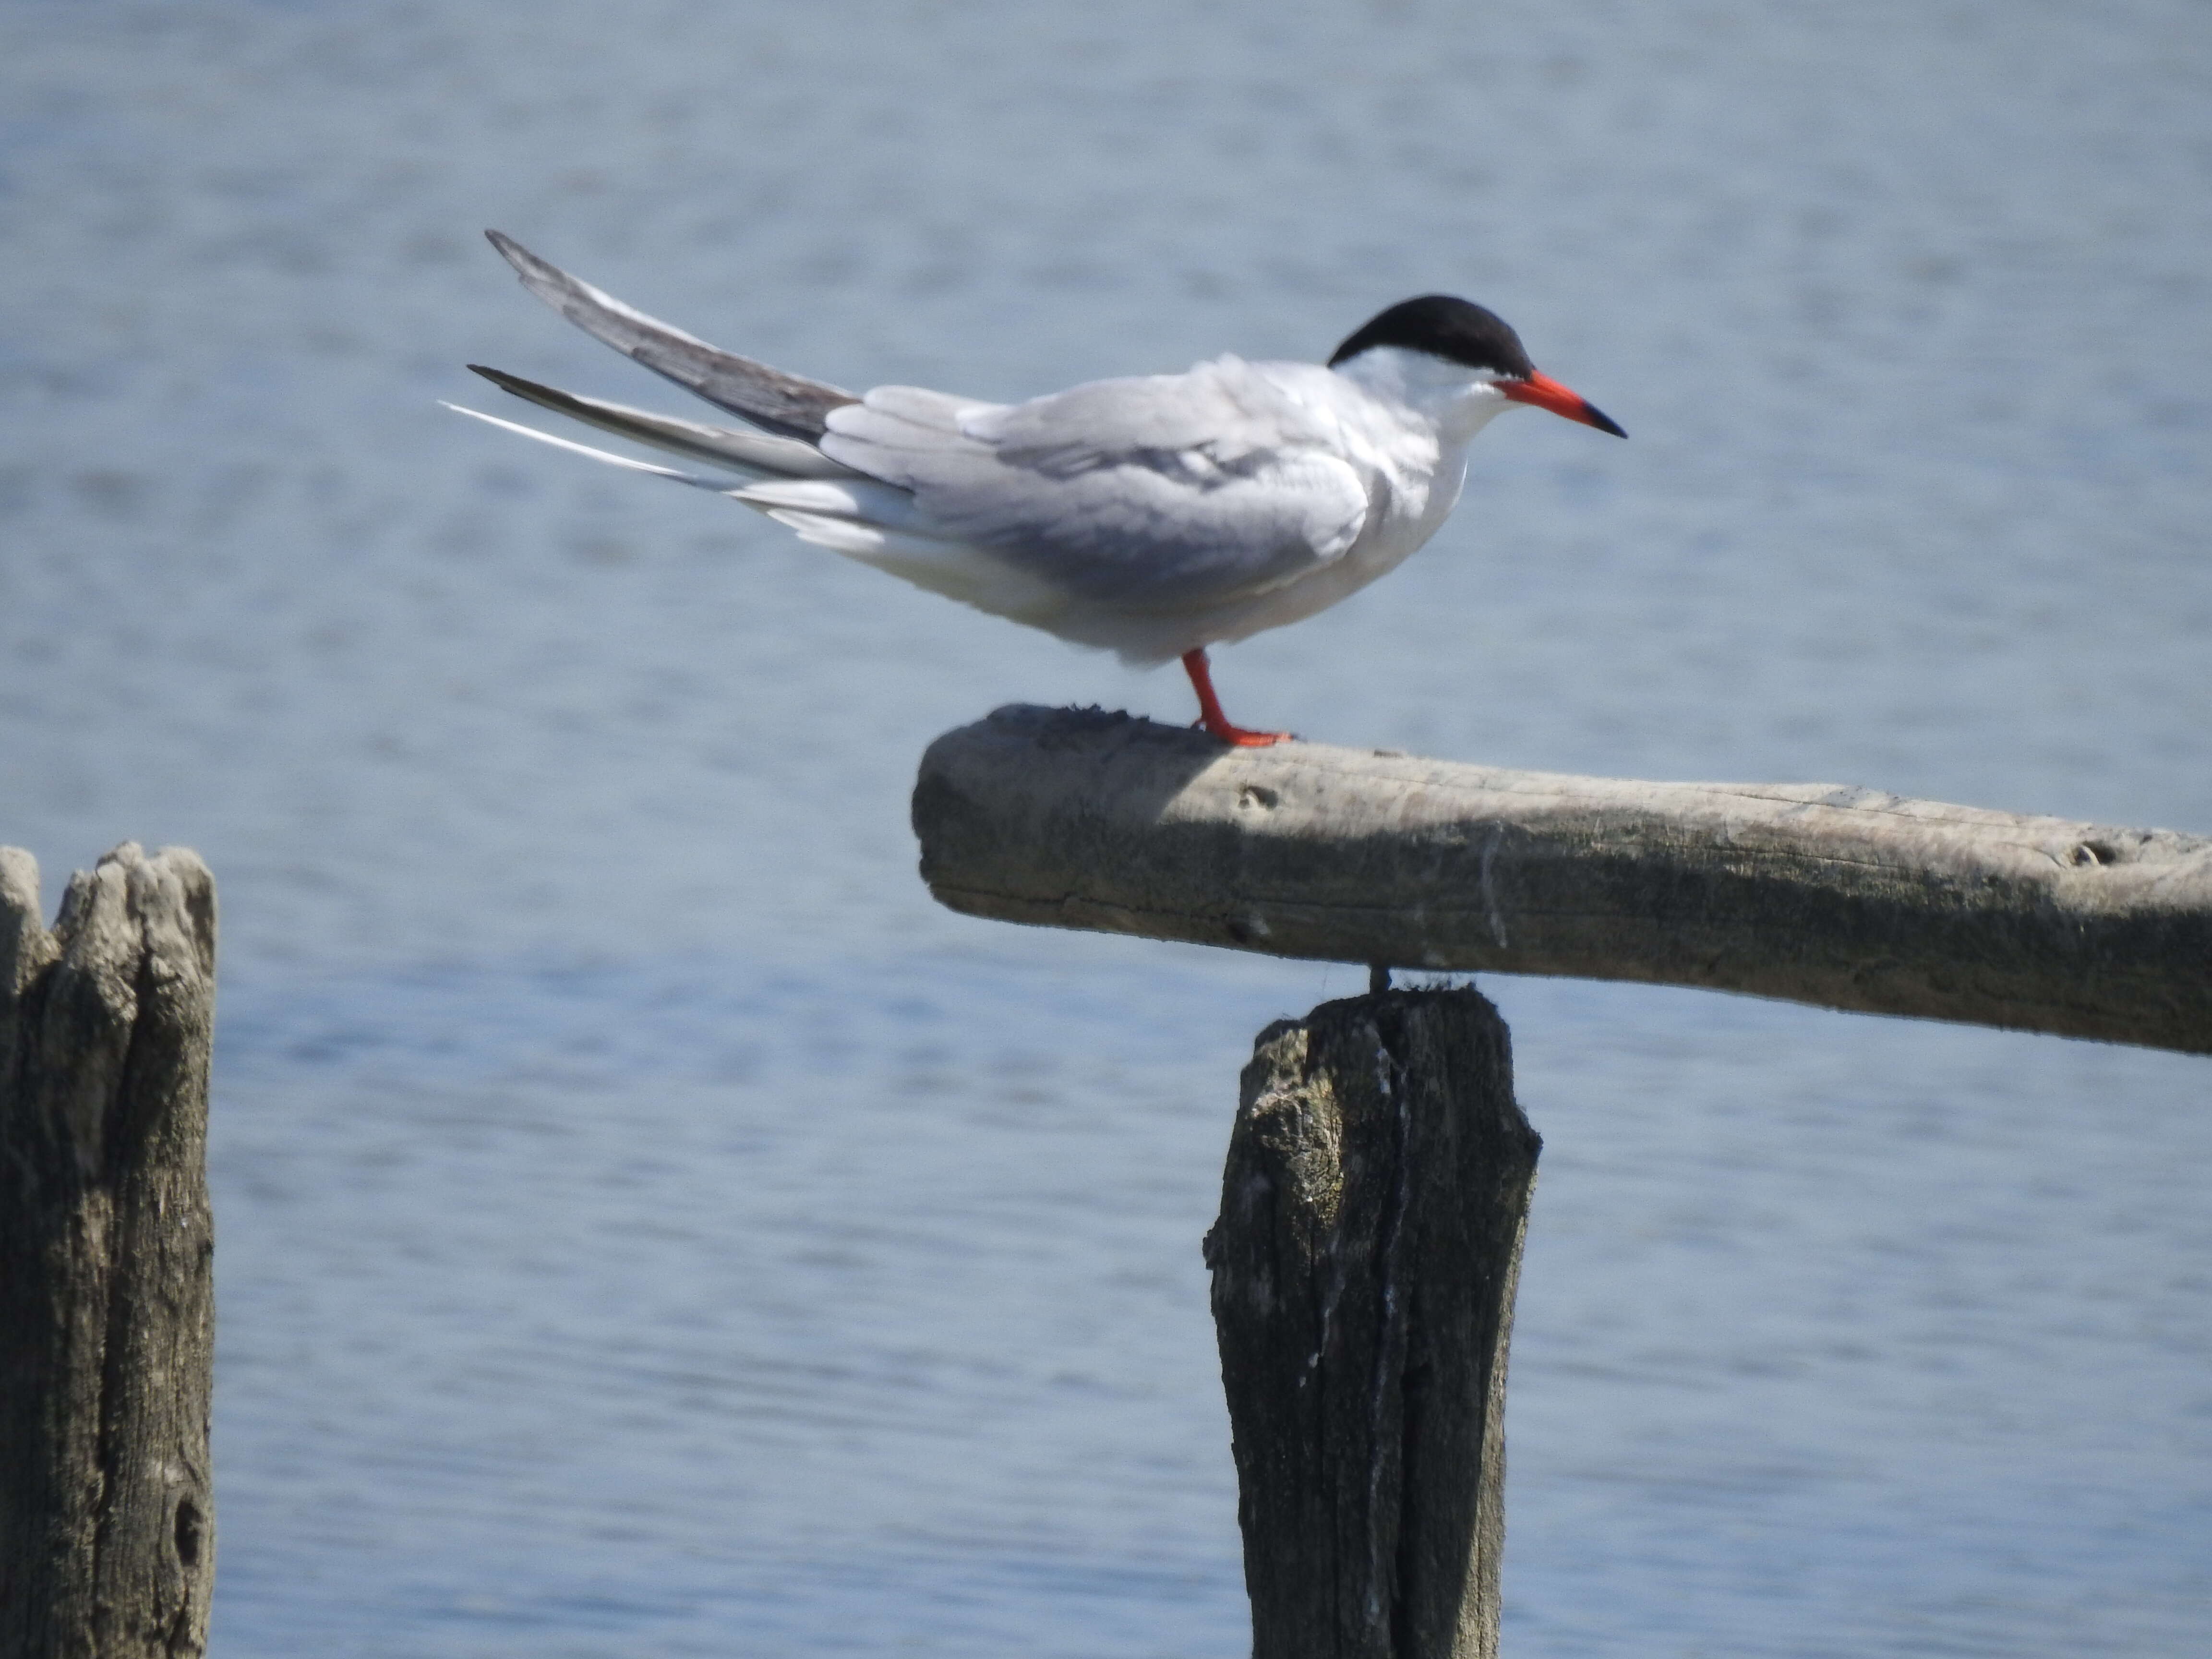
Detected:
[
  {"left": 914, "top": 704, "right": 2212, "bottom": 1659},
  {"left": 915, "top": 705, "right": 2212, "bottom": 1056},
  {"left": 1, "top": 844, "right": 218, "bottom": 1659}
]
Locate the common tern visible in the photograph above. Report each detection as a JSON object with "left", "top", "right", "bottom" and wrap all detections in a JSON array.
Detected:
[{"left": 448, "top": 231, "right": 1624, "bottom": 745}]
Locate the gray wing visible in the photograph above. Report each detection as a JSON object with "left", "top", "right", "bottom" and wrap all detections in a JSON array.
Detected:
[
  {"left": 486, "top": 230, "right": 859, "bottom": 441},
  {"left": 818, "top": 358, "right": 1372, "bottom": 611},
  {"left": 465, "top": 364, "right": 863, "bottom": 480}
]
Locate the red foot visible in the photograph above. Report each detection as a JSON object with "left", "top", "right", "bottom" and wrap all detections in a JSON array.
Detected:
[
  {"left": 1192, "top": 715, "right": 1292, "bottom": 747},
  {"left": 1181, "top": 648, "right": 1293, "bottom": 747}
]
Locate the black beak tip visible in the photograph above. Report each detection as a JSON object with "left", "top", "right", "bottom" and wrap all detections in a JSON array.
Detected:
[{"left": 1587, "top": 404, "right": 1628, "bottom": 439}]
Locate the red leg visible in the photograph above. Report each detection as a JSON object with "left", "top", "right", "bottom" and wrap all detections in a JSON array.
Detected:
[{"left": 1181, "top": 648, "right": 1291, "bottom": 746}]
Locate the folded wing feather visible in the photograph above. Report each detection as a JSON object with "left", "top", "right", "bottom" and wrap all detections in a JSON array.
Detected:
[
  {"left": 486, "top": 230, "right": 862, "bottom": 441},
  {"left": 822, "top": 358, "right": 1372, "bottom": 611},
  {"left": 467, "top": 366, "right": 864, "bottom": 479}
]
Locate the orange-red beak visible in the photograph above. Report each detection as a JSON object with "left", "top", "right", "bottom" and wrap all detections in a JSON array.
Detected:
[{"left": 1500, "top": 371, "right": 1627, "bottom": 437}]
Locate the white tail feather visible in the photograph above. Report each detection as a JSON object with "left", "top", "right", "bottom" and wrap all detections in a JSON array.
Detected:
[{"left": 440, "top": 403, "right": 737, "bottom": 493}]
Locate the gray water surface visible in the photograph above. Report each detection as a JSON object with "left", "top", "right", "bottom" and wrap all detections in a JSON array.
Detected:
[{"left": 4, "top": 3, "right": 2209, "bottom": 1653}]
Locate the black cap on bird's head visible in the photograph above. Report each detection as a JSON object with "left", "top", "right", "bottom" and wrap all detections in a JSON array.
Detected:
[
  {"left": 1330, "top": 294, "right": 1626, "bottom": 437},
  {"left": 1329, "top": 295, "right": 1535, "bottom": 377}
]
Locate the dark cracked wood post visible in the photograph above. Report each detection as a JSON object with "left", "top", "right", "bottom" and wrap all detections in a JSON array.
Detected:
[
  {"left": 1205, "top": 986, "right": 1539, "bottom": 1659},
  {"left": 1, "top": 843, "right": 219, "bottom": 1659}
]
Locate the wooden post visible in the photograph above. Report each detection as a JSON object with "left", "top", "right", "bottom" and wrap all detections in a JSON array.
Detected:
[
  {"left": 1, "top": 843, "right": 219, "bottom": 1659},
  {"left": 1206, "top": 986, "right": 1539, "bottom": 1659}
]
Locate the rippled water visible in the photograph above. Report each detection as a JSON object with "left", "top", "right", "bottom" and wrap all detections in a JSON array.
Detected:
[{"left": 4, "top": 2, "right": 2209, "bottom": 1653}]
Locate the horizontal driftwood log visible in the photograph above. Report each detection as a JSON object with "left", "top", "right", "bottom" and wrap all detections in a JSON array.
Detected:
[{"left": 913, "top": 706, "right": 2212, "bottom": 1056}]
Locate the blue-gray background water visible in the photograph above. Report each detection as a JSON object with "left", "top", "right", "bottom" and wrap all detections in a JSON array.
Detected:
[{"left": 4, "top": 3, "right": 2210, "bottom": 1653}]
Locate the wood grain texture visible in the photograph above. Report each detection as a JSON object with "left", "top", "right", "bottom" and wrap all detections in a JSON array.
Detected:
[
  {"left": 1207, "top": 987, "right": 1538, "bottom": 1659},
  {"left": 1, "top": 844, "right": 218, "bottom": 1659},
  {"left": 914, "top": 706, "right": 2212, "bottom": 1054}
]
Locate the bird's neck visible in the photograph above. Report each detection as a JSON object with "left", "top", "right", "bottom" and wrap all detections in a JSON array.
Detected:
[{"left": 1331, "top": 346, "right": 1513, "bottom": 447}]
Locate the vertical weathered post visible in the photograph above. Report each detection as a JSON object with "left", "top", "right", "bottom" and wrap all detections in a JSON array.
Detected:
[
  {"left": 1, "top": 843, "right": 219, "bottom": 1659},
  {"left": 1206, "top": 986, "right": 1539, "bottom": 1659}
]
